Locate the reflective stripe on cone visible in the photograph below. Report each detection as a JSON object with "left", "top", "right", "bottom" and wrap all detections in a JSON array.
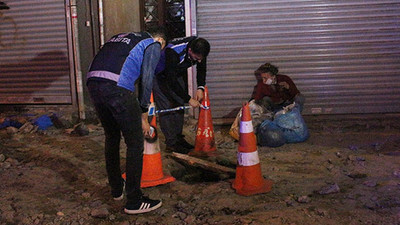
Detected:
[
  {"left": 122, "top": 92, "right": 175, "bottom": 188},
  {"left": 232, "top": 102, "right": 273, "bottom": 196},
  {"left": 237, "top": 151, "right": 260, "bottom": 167}
]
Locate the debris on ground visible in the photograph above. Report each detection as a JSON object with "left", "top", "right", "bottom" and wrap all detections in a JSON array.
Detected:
[{"left": 0, "top": 113, "right": 399, "bottom": 224}]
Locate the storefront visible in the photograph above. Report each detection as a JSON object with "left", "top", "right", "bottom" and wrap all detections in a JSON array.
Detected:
[
  {"left": 190, "top": 0, "right": 400, "bottom": 118},
  {"left": 0, "top": 0, "right": 75, "bottom": 105}
]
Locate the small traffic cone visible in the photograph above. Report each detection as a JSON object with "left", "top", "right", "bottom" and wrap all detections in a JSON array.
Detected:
[
  {"left": 123, "top": 93, "right": 175, "bottom": 188},
  {"left": 192, "top": 86, "right": 216, "bottom": 155},
  {"left": 232, "top": 102, "right": 273, "bottom": 196}
]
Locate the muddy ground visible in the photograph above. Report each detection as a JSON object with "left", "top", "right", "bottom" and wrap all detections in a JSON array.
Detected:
[{"left": 0, "top": 113, "right": 400, "bottom": 225}]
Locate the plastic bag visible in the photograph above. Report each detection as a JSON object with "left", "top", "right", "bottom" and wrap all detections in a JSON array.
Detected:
[
  {"left": 33, "top": 115, "right": 53, "bottom": 131},
  {"left": 229, "top": 100, "right": 274, "bottom": 141},
  {"left": 257, "top": 119, "right": 286, "bottom": 147},
  {"left": 249, "top": 99, "right": 273, "bottom": 132},
  {"left": 229, "top": 108, "right": 242, "bottom": 141},
  {"left": 257, "top": 104, "right": 309, "bottom": 147},
  {"left": 274, "top": 107, "right": 309, "bottom": 143}
]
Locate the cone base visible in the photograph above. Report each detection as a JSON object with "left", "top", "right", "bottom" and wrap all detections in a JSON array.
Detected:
[
  {"left": 189, "top": 149, "right": 218, "bottom": 157},
  {"left": 194, "top": 143, "right": 217, "bottom": 153},
  {"left": 121, "top": 173, "right": 176, "bottom": 188},
  {"left": 232, "top": 178, "right": 273, "bottom": 196},
  {"left": 141, "top": 175, "right": 176, "bottom": 188},
  {"left": 231, "top": 164, "right": 273, "bottom": 196}
]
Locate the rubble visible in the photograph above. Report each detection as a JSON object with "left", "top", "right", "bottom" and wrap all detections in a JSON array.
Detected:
[
  {"left": 0, "top": 114, "right": 399, "bottom": 224},
  {"left": 318, "top": 183, "right": 340, "bottom": 195}
]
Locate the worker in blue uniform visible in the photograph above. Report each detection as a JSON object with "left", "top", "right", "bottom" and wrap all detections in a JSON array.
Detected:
[
  {"left": 153, "top": 36, "right": 210, "bottom": 153},
  {"left": 86, "top": 30, "right": 166, "bottom": 215}
]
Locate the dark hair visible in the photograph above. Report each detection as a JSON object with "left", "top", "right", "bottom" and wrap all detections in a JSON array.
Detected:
[
  {"left": 190, "top": 38, "right": 210, "bottom": 58},
  {"left": 254, "top": 63, "right": 279, "bottom": 76},
  {"left": 146, "top": 26, "right": 167, "bottom": 42}
]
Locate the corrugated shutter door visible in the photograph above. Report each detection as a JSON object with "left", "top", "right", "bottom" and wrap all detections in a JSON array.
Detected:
[
  {"left": 0, "top": 0, "right": 72, "bottom": 104},
  {"left": 196, "top": 0, "right": 400, "bottom": 118}
]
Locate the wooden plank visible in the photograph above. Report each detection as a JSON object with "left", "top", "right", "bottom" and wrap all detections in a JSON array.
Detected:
[{"left": 170, "top": 152, "right": 236, "bottom": 176}]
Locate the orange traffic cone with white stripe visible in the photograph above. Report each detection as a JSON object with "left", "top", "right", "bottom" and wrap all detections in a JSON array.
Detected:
[
  {"left": 232, "top": 102, "right": 273, "bottom": 196},
  {"left": 123, "top": 93, "right": 175, "bottom": 188},
  {"left": 192, "top": 86, "right": 216, "bottom": 156}
]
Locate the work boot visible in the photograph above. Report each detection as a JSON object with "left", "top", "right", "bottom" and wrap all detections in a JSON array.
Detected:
[
  {"left": 178, "top": 138, "right": 194, "bottom": 150},
  {"left": 165, "top": 144, "right": 191, "bottom": 154},
  {"left": 177, "top": 134, "right": 194, "bottom": 150}
]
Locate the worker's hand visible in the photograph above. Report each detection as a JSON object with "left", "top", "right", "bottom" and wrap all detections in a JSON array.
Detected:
[
  {"left": 141, "top": 113, "right": 151, "bottom": 136},
  {"left": 279, "top": 81, "right": 290, "bottom": 89},
  {"left": 189, "top": 98, "right": 200, "bottom": 108},
  {"left": 196, "top": 89, "right": 204, "bottom": 102}
]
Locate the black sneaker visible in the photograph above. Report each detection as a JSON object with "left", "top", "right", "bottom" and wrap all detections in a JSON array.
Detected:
[
  {"left": 178, "top": 139, "right": 194, "bottom": 150},
  {"left": 164, "top": 144, "right": 174, "bottom": 153},
  {"left": 112, "top": 180, "right": 125, "bottom": 201},
  {"left": 165, "top": 144, "right": 191, "bottom": 154},
  {"left": 124, "top": 196, "right": 162, "bottom": 214}
]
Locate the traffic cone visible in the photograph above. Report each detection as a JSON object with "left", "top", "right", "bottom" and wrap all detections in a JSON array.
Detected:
[
  {"left": 232, "top": 102, "right": 273, "bottom": 196},
  {"left": 192, "top": 86, "right": 216, "bottom": 155},
  {"left": 123, "top": 92, "right": 175, "bottom": 188}
]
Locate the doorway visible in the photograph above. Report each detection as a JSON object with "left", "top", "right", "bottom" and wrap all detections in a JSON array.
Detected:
[{"left": 141, "top": 0, "right": 185, "bottom": 40}]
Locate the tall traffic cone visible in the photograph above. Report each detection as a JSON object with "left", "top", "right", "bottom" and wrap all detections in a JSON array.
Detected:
[
  {"left": 123, "top": 92, "right": 175, "bottom": 188},
  {"left": 232, "top": 102, "right": 273, "bottom": 196},
  {"left": 192, "top": 86, "right": 216, "bottom": 155}
]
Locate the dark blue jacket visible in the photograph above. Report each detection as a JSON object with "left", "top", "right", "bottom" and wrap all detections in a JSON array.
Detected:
[
  {"left": 87, "top": 32, "right": 161, "bottom": 111},
  {"left": 155, "top": 36, "right": 206, "bottom": 103}
]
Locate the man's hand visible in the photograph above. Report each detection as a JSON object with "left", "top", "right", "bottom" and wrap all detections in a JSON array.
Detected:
[
  {"left": 278, "top": 81, "right": 290, "bottom": 89},
  {"left": 189, "top": 98, "right": 200, "bottom": 108},
  {"left": 141, "top": 113, "right": 150, "bottom": 136},
  {"left": 196, "top": 89, "right": 204, "bottom": 102}
]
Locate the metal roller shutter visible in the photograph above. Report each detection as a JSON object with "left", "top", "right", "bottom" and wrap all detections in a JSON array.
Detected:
[
  {"left": 0, "top": 0, "right": 73, "bottom": 104},
  {"left": 196, "top": 0, "right": 400, "bottom": 118}
]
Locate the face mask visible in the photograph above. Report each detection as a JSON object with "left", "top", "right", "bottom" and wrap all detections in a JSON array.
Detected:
[{"left": 264, "top": 78, "right": 273, "bottom": 85}]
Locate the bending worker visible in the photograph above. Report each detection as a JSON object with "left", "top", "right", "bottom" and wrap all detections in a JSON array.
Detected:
[
  {"left": 153, "top": 36, "right": 211, "bottom": 154},
  {"left": 86, "top": 30, "right": 166, "bottom": 215}
]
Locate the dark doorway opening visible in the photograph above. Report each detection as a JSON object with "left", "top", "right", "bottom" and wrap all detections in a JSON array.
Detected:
[{"left": 141, "top": 0, "right": 185, "bottom": 40}]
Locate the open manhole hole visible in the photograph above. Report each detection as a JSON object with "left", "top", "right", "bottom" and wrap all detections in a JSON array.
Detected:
[{"left": 167, "top": 153, "right": 236, "bottom": 183}]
